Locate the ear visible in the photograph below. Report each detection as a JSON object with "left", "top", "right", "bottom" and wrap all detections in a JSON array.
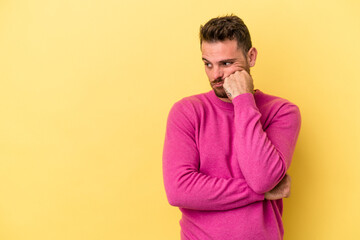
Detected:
[{"left": 247, "top": 47, "right": 258, "bottom": 67}]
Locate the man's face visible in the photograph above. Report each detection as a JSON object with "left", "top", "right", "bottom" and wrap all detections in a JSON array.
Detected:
[{"left": 201, "top": 39, "right": 250, "bottom": 98}]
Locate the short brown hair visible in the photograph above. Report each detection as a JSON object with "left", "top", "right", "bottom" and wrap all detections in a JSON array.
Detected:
[{"left": 200, "top": 15, "right": 252, "bottom": 55}]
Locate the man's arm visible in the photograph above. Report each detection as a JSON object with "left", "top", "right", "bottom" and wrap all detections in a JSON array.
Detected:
[
  {"left": 223, "top": 70, "right": 301, "bottom": 194},
  {"left": 232, "top": 94, "right": 301, "bottom": 193},
  {"left": 163, "top": 101, "right": 264, "bottom": 211}
]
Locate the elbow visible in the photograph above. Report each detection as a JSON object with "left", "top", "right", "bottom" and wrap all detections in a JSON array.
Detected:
[
  {"left": 247, "top": 179, "right": 272, "bottom": 194},
  {"left": 164, "top": 180, "right": 186, "bottom": 207},
  {"left": 165, "top": 188, "right": 189, "bottom": 208},
  {"left": 245, "top": 168, "right": 287, "bottom": 194},
  {"left": 165, "top": 189, "right": 180, "bottom": 206},
  {"left": 246, "top": 155, "right": 288, "bottom": 194},
  {"left": 163, "top": 169, "right": 199, "bottom": 208},
  {"left": 164, "top": 173, "right": 196, "bottom": 208}
]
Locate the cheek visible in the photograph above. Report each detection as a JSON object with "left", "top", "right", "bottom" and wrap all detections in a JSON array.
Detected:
[
  {"left": 227, "top": 65, "right": 246, "bottom": 77},
  {"left": 233, "top": 63, "right": 247, "bottom": 71},
  {"left": 204, "top": 69, "right": 212, "bottom": 79},
  {"left": 224, "top": 67, "right": 237, "bottom": 78}
]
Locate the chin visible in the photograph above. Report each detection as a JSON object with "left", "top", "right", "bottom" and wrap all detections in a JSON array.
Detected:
[{"left": 213, "top": 88, "right": 228, "bottom": 98}]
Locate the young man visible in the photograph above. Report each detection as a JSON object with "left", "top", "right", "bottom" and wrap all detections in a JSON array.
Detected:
[{"left": 163, "top": 15, "right": 301, "bottom": 240}]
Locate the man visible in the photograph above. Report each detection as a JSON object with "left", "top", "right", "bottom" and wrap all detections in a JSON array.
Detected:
[{"left": 163, "top": 15, "right": 301, "bottom": 240}]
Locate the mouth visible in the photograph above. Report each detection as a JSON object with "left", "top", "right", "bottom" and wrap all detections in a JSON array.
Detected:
[{"left": 212, "top": 81, "right": 224, "bottom": 88}]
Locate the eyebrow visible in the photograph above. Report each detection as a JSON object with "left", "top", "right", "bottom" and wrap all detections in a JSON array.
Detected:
[
  {"left": 219, "top": 58, "right": 237, "bottom": 63},
  {"left": 202, "top": 57, "right": 237, "bottom": 63}
]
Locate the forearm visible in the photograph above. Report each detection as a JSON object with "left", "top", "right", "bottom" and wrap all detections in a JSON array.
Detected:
[
  {"left": 233, "top": 93, "right": 301, "bottom": 193},
  {"left": 163, "top": 155, "right": 264, "bottom": 211},
  {"left": 234, "top": 108, "right": 286, "bottom": 193},
  {"left": 163, "top": 101, "right": 264, "bottom": 211}
]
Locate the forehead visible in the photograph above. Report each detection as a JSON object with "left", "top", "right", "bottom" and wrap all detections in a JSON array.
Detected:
[{"left": 201, "top": 39, "right": 244, "bottom": 61}]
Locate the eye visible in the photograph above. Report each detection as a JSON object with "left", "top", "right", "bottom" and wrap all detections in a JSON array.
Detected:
[
  {"left": 223, "top": 62, "right": 233, "bottom": 66},
  {"left": 204, "top": 62, "right": 212, "bottom": 68}
]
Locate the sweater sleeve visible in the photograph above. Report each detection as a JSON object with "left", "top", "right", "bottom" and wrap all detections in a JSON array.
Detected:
[
  {"left": 232, "top": 93, "right": 301, "bottom": 194},
  {"left": 162, "top": 100, "right": 264, "bottom": 211}
]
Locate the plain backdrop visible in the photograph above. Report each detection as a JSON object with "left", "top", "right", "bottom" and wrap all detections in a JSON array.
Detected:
[{"left": 1, "top": 0, "right": 360, "bottom": 239}]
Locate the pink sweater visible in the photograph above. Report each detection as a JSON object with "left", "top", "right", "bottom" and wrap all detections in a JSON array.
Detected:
[{"left": 163, "top": 89, "right": 301, "bottom": 240}]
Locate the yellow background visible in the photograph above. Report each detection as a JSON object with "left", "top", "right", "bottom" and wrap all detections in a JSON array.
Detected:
[{"left": 1, "top": 0, "right": 359, "bottom": 239}]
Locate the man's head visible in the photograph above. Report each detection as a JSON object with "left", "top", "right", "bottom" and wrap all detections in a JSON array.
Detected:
[
  {"left": 200, "top": 15, "right": 252, "bottom": 57},
  {"left": 200, "top": 15, "right": 257, "bottom": 99}
]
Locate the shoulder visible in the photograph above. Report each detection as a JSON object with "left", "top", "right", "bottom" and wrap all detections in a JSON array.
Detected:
[
  {"left": 169, "top": 92, "right": 210, "bottom": 117},
  {"left": 255, "top": 90, "right": 301, "bottom": 126},
  {"left": 256, "top": 90, "right": 300, "bottom": 113},
  {"left": 166, "top": 92, "right": 210, "bottom": 126}
]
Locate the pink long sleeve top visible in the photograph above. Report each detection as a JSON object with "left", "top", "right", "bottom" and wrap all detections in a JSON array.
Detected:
[{"left": 163, "top": 89, "right": 301, "bottom": 240}]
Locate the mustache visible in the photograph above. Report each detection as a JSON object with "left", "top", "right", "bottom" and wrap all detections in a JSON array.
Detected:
[
  {"left": 211, "top": 78, "right": 224, "bottom": 84},
  {"left": 210, "top": 68, "right": 252, "bottom": 85}
]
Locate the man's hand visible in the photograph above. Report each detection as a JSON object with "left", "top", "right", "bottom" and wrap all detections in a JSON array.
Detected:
[
  {"left": 264, "top": 174, "right": 291, "bottom": 200},
  {"left": 222, "top": 70, "right": 254, "bottom": 100}
]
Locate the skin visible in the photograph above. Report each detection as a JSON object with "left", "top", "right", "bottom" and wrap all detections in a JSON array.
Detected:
[
  {"left": 201, "top": 39, "right": 256, "bottom": 102},
  {"left": 201, "top": 39, "right": 291, "bottom": 200},
  {"left": 264, "top": 174, "right": 291, "bottom": 200}
]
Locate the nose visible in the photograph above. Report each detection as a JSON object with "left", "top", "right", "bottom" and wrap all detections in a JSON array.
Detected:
[{"left": 211, "top": 66, "right": 224, "bottom": 81}]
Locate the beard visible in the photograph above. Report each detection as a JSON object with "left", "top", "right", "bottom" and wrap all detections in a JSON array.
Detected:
[
  {"left": 210, "top": 66, "right": 251, "bottom": 99},
  {"left": 210, "top": 77, "right": 227, "bottom": 98},
  {"left": 212, "top": 85, "right": 228, "bottom": 98}
]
